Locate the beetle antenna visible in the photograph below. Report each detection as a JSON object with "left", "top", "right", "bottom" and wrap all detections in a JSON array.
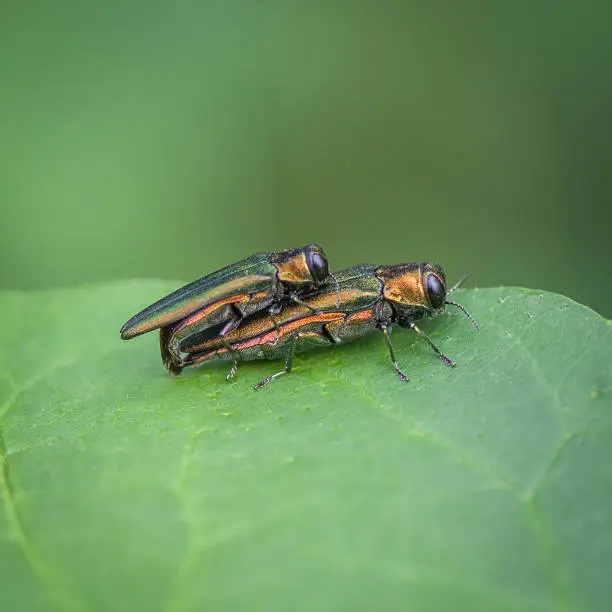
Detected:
[
  {"left": 445, "top": 300, "right": 480, "bottom": 331},
  {"left": 330, "top": 272, "right": 341, "bottom": 308},
  {"left": 448, "top": 274, "right": 468, "bottom": 294}
]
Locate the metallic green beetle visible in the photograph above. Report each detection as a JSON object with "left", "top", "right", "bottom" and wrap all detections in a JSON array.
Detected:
[
  {"left": 178, "top": 262, "right": 479, "bottom": 388},
  {"left": 120, "top": 244, "right": 332, "bottom": 374}
]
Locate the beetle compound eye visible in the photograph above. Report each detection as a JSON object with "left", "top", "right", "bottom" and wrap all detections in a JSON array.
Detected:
[
  {"left": 426, "top": 274, "right": 446, "bottom": 309},
  {"left": 308, "top": 252, "right": 329, "bottom": 283}
]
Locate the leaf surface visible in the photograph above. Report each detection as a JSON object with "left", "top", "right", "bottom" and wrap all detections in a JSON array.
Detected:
[{"left": 0, "top": 283, "right": 610, "bottom": 612}]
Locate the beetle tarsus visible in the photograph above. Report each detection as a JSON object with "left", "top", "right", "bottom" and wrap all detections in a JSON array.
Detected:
[
  {"left": 440, "top": 354, "right": 456, "bottom": 367},
  {"left": 226, "top": 359, "right": 239, "bottom": 381},
  {"left": 254, "top": 372, "right": 281, "bottom": 390},
  {"left": 253, "top": 335, "right": 298, "bottom": 390},
  {"left": 393, "top": 362, "right": 409, "bottom": 382}
]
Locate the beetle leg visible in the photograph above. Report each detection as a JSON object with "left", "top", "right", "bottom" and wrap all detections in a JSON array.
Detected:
[
  {"left": 380, "top": 324, "right": 409, "bottom": 382},
  {"left": 217, "top": 336, "right": 241, "bottom": 381},
  {"left": 254, "top": 336, "right": 297, "bottom": 389},
  {"left": 288, "top": 293, "right": 318, "bottom": 313},
  {"left": 321, "top": 321, "right": 343, "bottom": 344},
  {"left": 219, "top": 305, "right": 244, "bottom": 337},
  {"left": 408, "top": 322, "right": 456, "bottom": 367},
  {"left": 263, "top": 303, "right": 285, "bottom": 341},
  {"left": 254, "top": 330, "right": 330, "bottom": 390},
  {"left": 268, "top": 302, "right": 283, "bottom": 315},
  {"left": 268, "top": 310, "right": 281, "bottom": 337}
]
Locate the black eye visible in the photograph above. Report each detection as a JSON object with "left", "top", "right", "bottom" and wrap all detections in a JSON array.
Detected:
[
  {"left": 426, "top": 274, "right": 446, "bottom": 309},
  {"left": 307, "top": 251, "right": 329, "bottom": 283}
]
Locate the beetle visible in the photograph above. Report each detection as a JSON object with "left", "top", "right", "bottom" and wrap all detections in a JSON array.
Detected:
[
  {"left": 119, "top": 244, "right": 332, "bottom": 374},
  {"left": 177, "top": 262, "right": 479, "bottom": 388}
]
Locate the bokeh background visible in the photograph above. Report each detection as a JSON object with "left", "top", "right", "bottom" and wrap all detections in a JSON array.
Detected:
[{"left": 1, "top": 1, "right": 611, "bottom": 316}]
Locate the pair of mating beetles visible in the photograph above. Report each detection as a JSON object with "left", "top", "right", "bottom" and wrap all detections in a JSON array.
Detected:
[{"left": 120, "top": 244, "right": 478, "bottom": 389}]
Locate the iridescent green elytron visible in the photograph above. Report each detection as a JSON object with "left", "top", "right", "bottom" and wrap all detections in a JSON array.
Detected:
[{"left": 119, "top": 244, "right": 331, "bottom": 374}]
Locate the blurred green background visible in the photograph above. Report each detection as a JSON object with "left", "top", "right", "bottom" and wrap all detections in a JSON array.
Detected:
[{"left": 1, "top": 0, "right": 610, "bottom": 315}]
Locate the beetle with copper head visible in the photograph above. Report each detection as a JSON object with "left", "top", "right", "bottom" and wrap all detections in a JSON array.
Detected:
[
  {"left": 119, "top": 244, "right": 332, "bottom": 374},
  {"left": 178, "top": 262, "right": 479, "bottom": 388}
]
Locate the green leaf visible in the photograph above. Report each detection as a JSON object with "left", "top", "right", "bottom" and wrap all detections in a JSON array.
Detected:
[{"left": 0, "top": 283, "right": 610, "bottom": 612}]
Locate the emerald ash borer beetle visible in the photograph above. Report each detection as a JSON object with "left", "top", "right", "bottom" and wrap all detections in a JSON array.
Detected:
[
  {"left": 119, "top": 244, "right": 332, "bottom": 374},
  {"left": 179, "top": 262, "right": 479, "bottom": 389}
]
